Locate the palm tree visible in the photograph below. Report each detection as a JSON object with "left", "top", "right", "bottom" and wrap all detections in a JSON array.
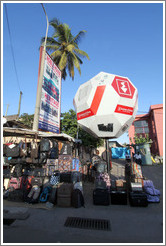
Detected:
[{"left": 41, "top": 18, "right": 90, "bottom": 80}]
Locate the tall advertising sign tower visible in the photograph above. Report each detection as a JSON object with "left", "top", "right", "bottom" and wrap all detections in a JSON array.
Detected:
[{"left": 37, "top": 46, "right": 62, "bottom": 133}]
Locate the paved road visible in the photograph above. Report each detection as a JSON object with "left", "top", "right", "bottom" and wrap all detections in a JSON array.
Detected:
[{"left": 3, "top": 160, "right": 163, "bottom": 244}]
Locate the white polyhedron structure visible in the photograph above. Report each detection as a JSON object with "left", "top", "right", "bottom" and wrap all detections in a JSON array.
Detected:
[{"left": 73, "top": 72, "right": 138, "bottom": 139}]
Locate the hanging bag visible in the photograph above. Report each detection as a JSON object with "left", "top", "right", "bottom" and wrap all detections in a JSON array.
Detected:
[
  {"left": 6, "top": 144, "right": 20, "bottom": 157},
  {"left": 20, "top": 136, "right": 27, "bottom": 157},
  {"left": 39, "top": 138, "right": 50, "bottom": 152},
  {"left": 30, "top": 135, "right": 39, "bottom": 159}
]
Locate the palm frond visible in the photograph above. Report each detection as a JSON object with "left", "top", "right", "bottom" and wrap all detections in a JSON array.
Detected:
[
  {"left": 72, "top": 30, "right": 87, "bottom": 44},
  {"left": 74, "top": 48, "right": 90, "bottom": 60},
  {"left": 50, "top": 50, "right": 63, "bottom": 59},
  {"left": 71, "top": 52, "right": 81, "bottom": 75},
  {"left": 58, "top": 51, "right": 67, "bottom": 71}
]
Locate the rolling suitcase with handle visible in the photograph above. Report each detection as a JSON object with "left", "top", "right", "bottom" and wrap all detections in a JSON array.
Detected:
[
  {"left": 93, "top": 188, "right": 110, "bottom": 206},
  {"left": 129, "top": 191, "right": 148, "bottom": 207}
]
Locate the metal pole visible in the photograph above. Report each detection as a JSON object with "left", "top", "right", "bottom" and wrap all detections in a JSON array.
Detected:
[
  {"left": 105, "top": 139, "right": 110, "bottom": 175},
  {"left": 5, "top": 104, "right": 9, "bottom": 116},
  {"left": 18, "top": 91, "right": 23, "bottom": 116},
  {"left": 33, "top": 4, "right": 49, "bottom": 131}
]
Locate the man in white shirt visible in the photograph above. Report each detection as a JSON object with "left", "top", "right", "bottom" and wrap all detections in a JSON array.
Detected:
[{"left": 135, "top": 151, "right": 142, "bottom": 165}]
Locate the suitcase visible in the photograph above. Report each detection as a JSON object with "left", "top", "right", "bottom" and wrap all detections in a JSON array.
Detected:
[
  {"left": 129, "top": 191, "right": 148, "bottom": 207},
  {"left": 48, "top": 186, "right": 57, "bottom": 204},
  {"left": 57, "top": 195, "right": 71, "bottom": 207},
  {"left": 93, "top": 188, "right": 110, "bottom": 206},
  {"left": 57, "top": 183, "right": 73, "bottom": 196},
  {"left": 57, "top": 183, "right": 73, "bottom": 207},
  {"left": 130, "top": 182, "right": 143, "bottom": 192},
  {"left": 95, "top": 180, "right": 107, "bottom": 190},
  {"left": 110, "top": 191, "right": 127, "bottom": 205},
  {"left": 60, "top": 172, "right": 72, "bottom": 183},
  {"left": 8, "top": 177, "right": 22, "bottom": 189},
  {"left": 71, "top": 189, "right": 84, "bottom": 208}
]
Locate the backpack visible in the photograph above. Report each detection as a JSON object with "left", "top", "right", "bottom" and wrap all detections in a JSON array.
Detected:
[
  {"left": 8, "top": 177, "right": 22, "bottom": 190},
  {"left": 71, "top": 189, "right": 85, "bottom": 208},
  {"left": 26, "top": 186, "right": 41, "bottom": 204},
  {"left": 39, "top": 186, "right": 52, "bottom": 203},
  {"left": 5, "top": 144, "right": 20, "bottom": 157},
  {"left": 49, "top": 147, "right": 59, "bottom": 159},
  {"left": 20, "top": 176, "right": 34, "bottom": 192},
  {"left": 12, "top": 164, "right": 22, "bottom": 178},
  {"left": 39, "top": 138, "right": 50, "bottom": 152},
  {"left": 60, "top": 143, "right": 72, "bottom": 155}
]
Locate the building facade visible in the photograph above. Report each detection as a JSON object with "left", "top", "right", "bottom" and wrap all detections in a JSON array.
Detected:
[{"left": 128, "top": 104, "right": 163, "bottom": 157}]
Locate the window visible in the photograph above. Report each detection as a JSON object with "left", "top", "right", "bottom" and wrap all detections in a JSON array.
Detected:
[{"left": 134, "top": 120, "right": 149, "bottom": 134}]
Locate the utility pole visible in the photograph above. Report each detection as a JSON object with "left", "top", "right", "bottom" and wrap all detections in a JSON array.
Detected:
[
  {"left": 18, "top": 91, "right": 23, "bottom": 116},
  {"left": 5, "top": 104, "right": 9, "bottom": 116},
  {"left": 33, "top": 3, "right": 49, "bottom": 131}
]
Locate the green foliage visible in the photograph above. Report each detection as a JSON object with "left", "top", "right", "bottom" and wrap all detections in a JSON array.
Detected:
[
  {"left": 41, "top": 18, "right": 90, "bottom": 80},
  {"left": 19, "top": 113, "right": 34, "bottom": 128},
  {"left": 61, "top": 109, "right": 78, "bottom": 137},
  {"left": 60, "top": 109, "right": 104, "bottom": 147},
  {"left": 130, "top": 133, "right": 152, "bottom": 145}
]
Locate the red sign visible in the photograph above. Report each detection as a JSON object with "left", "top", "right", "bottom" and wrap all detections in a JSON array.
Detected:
[
  {"left": 115, "top": 104, "right": 134, "bottom": 115},
  {"left": 77, "top": 85, "right": 106, "bottom": 120},
  {"left": 112, "top": 76, "right": 135, "bottom": 99}
]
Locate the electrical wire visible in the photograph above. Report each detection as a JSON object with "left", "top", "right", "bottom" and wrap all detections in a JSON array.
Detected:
[{"left": 4, "top": 4, "right": 21, "bottom": 92}]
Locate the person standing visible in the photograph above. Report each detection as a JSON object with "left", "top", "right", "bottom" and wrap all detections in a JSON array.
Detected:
[{"left": 135, "top": 151, "right": 142, "bottom": 165}]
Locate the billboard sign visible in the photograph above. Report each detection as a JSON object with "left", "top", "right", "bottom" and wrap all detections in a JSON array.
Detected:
[{"left": 38, "top": 47, "right": 61, "bottom": 133}]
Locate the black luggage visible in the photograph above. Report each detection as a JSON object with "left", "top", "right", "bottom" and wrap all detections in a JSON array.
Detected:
[
  {"left": 93, "top": 188, "right": 110, "bottom": 206},
  {"left": 60, "top": 172, "right": 72, "bottom": 183},
  {"left": 48, "top": 186, "right": 57, "bottom": 204},
  {"left": 95, "top": 180, "right": 107, "bottom": 190},
  {"left": 110, "top": 191, "right": 127, "bottom": 205},
  {"left": 7, "top": 189, "right": 24, "bottom": 202},
  {"left": 129, "top": 191, "right": 148, "bottom": 207},
  {"left": 71, "top": 189, "right": 84, "bottom": 208}
]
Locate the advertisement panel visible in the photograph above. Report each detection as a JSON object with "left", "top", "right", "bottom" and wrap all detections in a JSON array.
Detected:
[{"left": 38, "top": 47, "right": 61, "bottom": 133}]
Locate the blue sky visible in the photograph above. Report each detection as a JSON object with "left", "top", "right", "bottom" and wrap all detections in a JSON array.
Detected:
[{"left": 2, "top": 2, "right": 164, "bottom": 143}]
